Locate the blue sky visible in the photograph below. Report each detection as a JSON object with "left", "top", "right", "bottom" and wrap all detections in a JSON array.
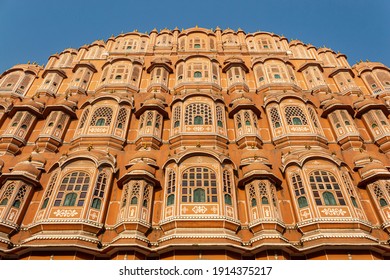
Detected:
[{"left": 1, "top": 0, "right": 389, "bottom": 72}]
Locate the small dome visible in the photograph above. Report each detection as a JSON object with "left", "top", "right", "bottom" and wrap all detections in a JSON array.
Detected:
[
  {"left": 128, "top": 162, "right": 155, "bottom": 176},
  {"left": 242, "top": 162, "right": 272, "bottom": 177},
  {"left": 359, "top": 162, "right": 389, "bottom": 180},
  {"left": 13, "top": 162, "right": 40, "bottom": 178}
]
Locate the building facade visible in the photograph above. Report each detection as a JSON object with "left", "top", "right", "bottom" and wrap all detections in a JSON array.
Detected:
[{"left": 0, "top": 27, "right": 390, "bottom": 260}]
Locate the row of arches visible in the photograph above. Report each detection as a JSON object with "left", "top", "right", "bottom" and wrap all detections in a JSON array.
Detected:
[
  {"left": 1, "top": 91, "right": 389, "bottom": 155},
  {"left": 2, "top": 58, "right": 390, "bottom": 98},
  {"left": 1, "top": 151, "right": 389, "bottom": 239}
]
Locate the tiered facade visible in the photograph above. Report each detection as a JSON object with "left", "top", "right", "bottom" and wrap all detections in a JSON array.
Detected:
[{"left": 0, "top": 27, "right": 390, "bottom": 260}]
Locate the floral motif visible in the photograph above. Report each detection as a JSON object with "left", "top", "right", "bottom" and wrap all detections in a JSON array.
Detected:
[
  {"left": 53, "top": 209, "right": 78, "bottom": 217},
  {"left": 192, "top": 205, "right": 207, "bottom": 214},
  {"left": 321, "top": 208, "right": 346, "bottom": 216}
]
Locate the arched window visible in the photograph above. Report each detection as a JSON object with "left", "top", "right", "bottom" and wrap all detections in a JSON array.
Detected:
[
  {"left": 41, "top": 172, "right": 58, "bottom": 209},
  {"left": 146, "top": 111, "right": 153, "bottom": 126},
  {"left": 167, "top": 194, "right": 175, "bottom": 206},
  {"left": 244, "top": 111, "right": 251, "bottom": 125},
  {"left": 351, "top": 196, "right": 358, "bottom": 208},
  {"left": 78, "top": 109, "right": 90, "bottom": 129},
  {"left": 194, "top": 116, "right": 203, "bottom": 125},
  {"left": 236, "top": 114, "right": 242, "bottom": 128},
  {"left": 292, "top": 117, "right": 302, "bottom": 125},
  {"left": 216, "top": 106, "right": 224, "bottom": 128},
  {"left": 90, "top": 172, "right": 108, "bottom": 210},
  {"left": 373, "top": 184, "right": 388, "bottom": 207},
  {"left": 91, "top": 198, "right": 102, "bottom": 209},
  {"left": 0, "top": 184, "right": 14, "bottom": 207},
  {"left": 0, "top": 198, "right": 8, "bottom": 205},
  {"left": 323, "top": 191, "right": 337, "bottom": 206},
  {"left": 54, "top": 172, "right": 90, "bottom": 207},
  {"left": 270, "top": 107, "right": 282, "bottom": 129},
  {"left": 12, "top": 185, "right": 27, "bottom": 209},
  {"left": 96, "top": 118, "right": 105, "bottom": 126},
  {"left": 166, "top": 170, "right": 176, "bottom": 206},
  {"left": 129, "top": 182, "right": 140, "bottom": 206},
  {"left": 193, "top": 188, "right": 206, "bottom": 202},
  {"left": 12, "top": 200, "right": 21, "bottom": 208},
  {"left": 181, "top": 167, "right": 217, "bottom": 203},
  {"left": 63, "top": 193, "right": 77, "bottom": 206},
  {"left": 251, "top": 198, "right": 257, "bottom": 207},
  {"left": 173, "top": 106, "right": 181, "bottom": 128},
  {"left": 194, "top": 71, "right": 202, "bottom": 78},
  {"left": 309, "top": 170, "right": 345, "bottom": 206},
  {"left": 297, "top": 196, "right": 308, "bottom": 208},
  {"left": 131, "top": 197, "right": 138, "bottom": 205},
  {"left": 223, "top": 170, "right": 233, "bottom": 206},
  {"left": 285, "top": 106, "right": 308, "bottom": 125},
  {"left": 380, "top": 198, "right": 388, "bottom": 207},
  {"left": 90, "top": 107, "right": 113, "bottom": 126},
  {"left": 184, "top": 103, "right": 212, "bottom": 125},
  {"left": 115, "top": 108, "right": 128, "bottom": 130},
  {"left": 224, "top": 194, "right": 232, "bottom": 205},
  {"left": 142, "top": 185, "right": 151, "bottom": 208},
  {"left": 291, "top": 173, "right": 308, "bottom": 208}
]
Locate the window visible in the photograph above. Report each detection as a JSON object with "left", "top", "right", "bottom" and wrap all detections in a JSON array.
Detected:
[
  {"left": 216, "top": 106, "right": 224, "bottom": 128},
  {"left": 224, "top": 194, "right": 232, "bottom": 205},
  {"left": 270, "top": 107, "right": 282, "bottom": 129},
  {"left": 181, "top": 167, "right": 217, "bottom": 203},
  {"left": 323, "top": 191, "right": 337, "bottom": 205},
  {"left": 285, "top": 106, "right": 308, "bottom": 125},
  {"left": 11, "top": 185, "right": 27, "bottom": 209},
  {"left": 292, "top": 117, "right": 302, "bottom": 125},
  {"left": 184, "top": 103, "right": 212, "bottom": 125},
  {"left": 96, "top": 118, "right": 105, "bottom": 126},
  {"left": 63, "top": 193, "right": 77, "bottom": 206},
  {"left": 193, "top": 188, "right": 205, "bottom": 202},
  {"left": 78, "top": 109, "right": 90, "bottom": 129},
  {"left": 298, "top": 196, "right": 308, "bottom": 208},
  {"left": 244, "top": 111, "right": 251, "bottom": 126},
  {"left": 223, "top": 170, "right": 233, "bottom": 206},
  {"left": 194, "top": 116, "right": 203, "bottom": 125},
  {"left": 131, "top": 196, "right": 138, "bottom": 205},
  {"left": 90, "top": 172, "right": 108, "bottom": 210},
  {"left": 167, "top": 194, "right": 175, "bottom": 206},
  {"left": 142, "top": 185, "right": 151, "bottom": 208},
  {"left": 173, "top": 106, "right": 181, "bottom": 129},
  {"left": 0, "top": 184, "right": 15, "bottom": 206},
  {"left": 373, "top": 184, "right": 388, "bottom": 207},
  {"left": 116, "top": 108, "right": 128, "bottom": 130},
  {"left": 309, "top": 170, "right": 345, "bottom": 206},
  {"left": 236, "top": 114, "right": 242, "bottom": 129},
  {"left": 54, "top": 172, "right": 90, "bottom": 207},
  {"left": 342, "top": 173, "right": 359, "bottom": 208},
  {"left": 194, "top": 71, "right": 202, "bottom": 78},
  {"left": 41, "top": 173, "right": 58, "bottom": 209},
  {"left": 90, "top": 107, "right": 113, "bottom": 127},
  {"left": 291, "top": 173, "right": 308, "bottom": 208}
]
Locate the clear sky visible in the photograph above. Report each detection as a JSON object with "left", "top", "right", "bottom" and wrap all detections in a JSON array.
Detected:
[{"left": 1, "top": 0, "right": 389, "bottom": 72}]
